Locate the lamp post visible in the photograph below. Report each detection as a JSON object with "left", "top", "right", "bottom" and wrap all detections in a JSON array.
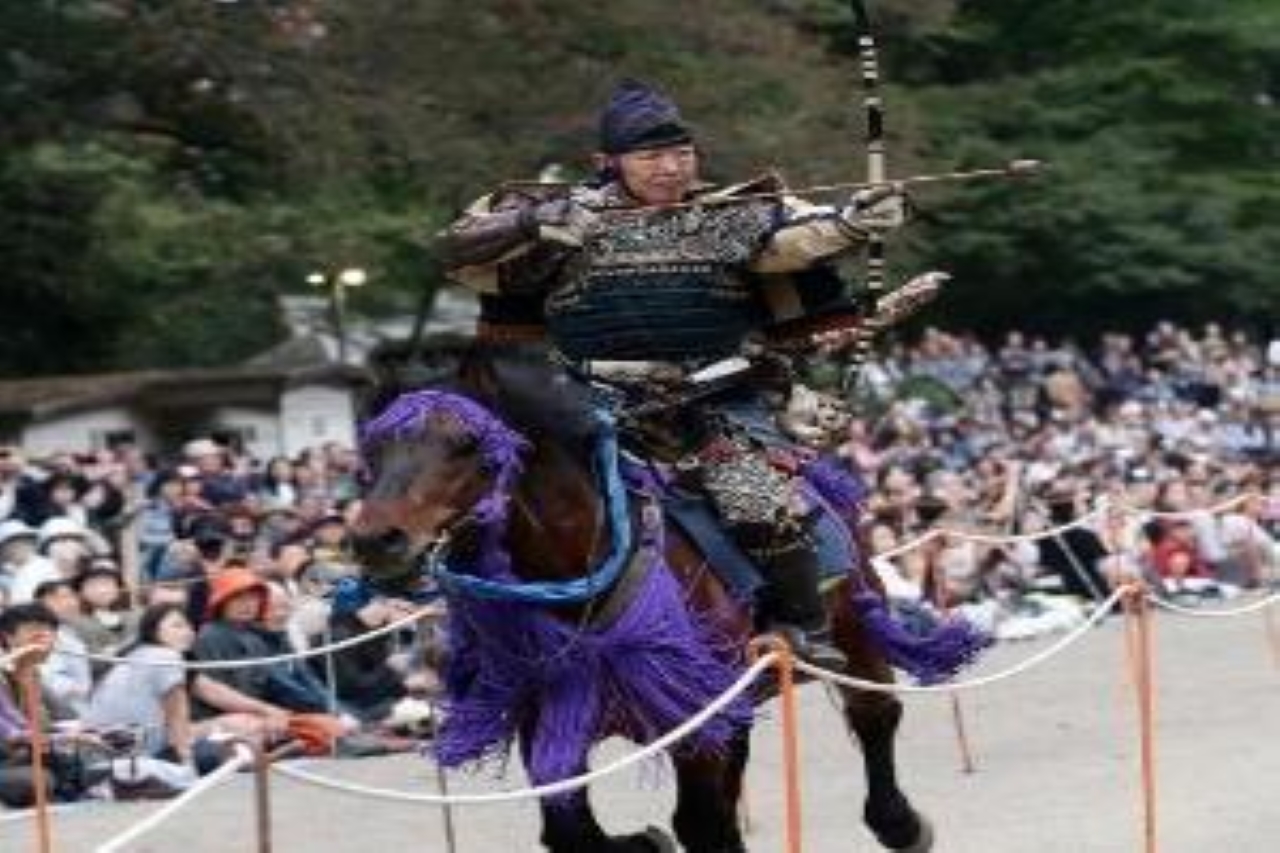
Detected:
[{"left": 307, "top": 267, "right": 368, "bottom": 364}]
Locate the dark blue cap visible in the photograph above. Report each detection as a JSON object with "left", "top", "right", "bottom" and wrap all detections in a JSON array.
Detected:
[{"left": 598, "top": 79, "right": 693, "bottom": 155}]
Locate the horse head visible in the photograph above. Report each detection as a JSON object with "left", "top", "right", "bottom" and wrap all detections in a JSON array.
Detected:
[
  {"left": 352, "top": 387, "right": 529, "bottom": 585},
  {"left": 351, "top": 350, "right": 605, "bottom": 589}
]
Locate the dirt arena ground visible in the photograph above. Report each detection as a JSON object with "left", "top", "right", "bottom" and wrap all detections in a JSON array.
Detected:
[{"left": 5, "top": 605, "right": 1279, "bottom": 852}]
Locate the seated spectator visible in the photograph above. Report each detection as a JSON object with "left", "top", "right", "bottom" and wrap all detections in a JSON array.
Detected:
[
  {"left": 255, "top": 456, "right": 299, "bottom": 510},
  {"left": 259, "top": 582, "right": 339, "bottom": 715},
  {"left": 1035, "top": 490, "right": 1115, "bottom": 603},
  {"left": 0, "top": 446, "right": 46, "bottom": 526},
  {"left": 1218, "top": 492, "right": 1280, "bottom": 587},
  {"left": 0, "top": 603, "right": 107, "bottom": 807},
  {"left": 137, "top": 470, "right": 183, "bottom": 582},
  {"left": 191, "top": 569, "right": 333, "bottom": 718},
  {"left": 37, "top": 517, "right": 102, "bottom": 579},
  {"left": 86, "top": 603, "right": 269, "bottom": 773},
  {"left": 183, "top": 438, "right": 248, "bottom": 508},
  {"left": 68, "top": 561, "right": 137, "bottom": 677},
  {"left": 0, "top": 520, "right": 59, "bottom": 604},
  {"left": 1146, "top": 519, "right": 1213, "bottom": 591},
  {"left": 33, "top": 580, "right": 94, "bottom": 718},
  {"left": 306, "top": 511, "right": 350, "bottom": 565},
  {"left": 324, "top": 592, "right": 417, "bottom": 723}
]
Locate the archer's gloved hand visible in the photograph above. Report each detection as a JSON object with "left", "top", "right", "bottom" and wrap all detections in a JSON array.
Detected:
[
  {"left": 841, "top": 184, "right": 908, "bottom": 233},
  {"left": 527, "top": 197, "right": 600, "bottom": 247}
]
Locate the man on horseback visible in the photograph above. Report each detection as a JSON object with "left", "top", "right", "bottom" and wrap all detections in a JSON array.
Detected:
[{"left": 437, "top": 79, "right": 908, "bottom": 669}]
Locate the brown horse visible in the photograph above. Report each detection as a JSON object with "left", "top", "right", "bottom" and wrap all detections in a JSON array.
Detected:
[{"left": 354, "top": 346, "right": 944, "bottom": 853}]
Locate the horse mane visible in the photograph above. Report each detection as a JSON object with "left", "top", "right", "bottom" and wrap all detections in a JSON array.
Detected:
[{"left": 366, "top": 342, "right": 605, "bottom": 455}]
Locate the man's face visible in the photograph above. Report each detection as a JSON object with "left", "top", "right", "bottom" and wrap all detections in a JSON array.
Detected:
[{"left": 613, "top": 144, "right": 699, "bottom": 206}]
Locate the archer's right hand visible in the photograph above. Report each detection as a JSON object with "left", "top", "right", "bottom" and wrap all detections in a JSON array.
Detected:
[{"left": 530, "top": 198, "right": 599, "bottom": 247}]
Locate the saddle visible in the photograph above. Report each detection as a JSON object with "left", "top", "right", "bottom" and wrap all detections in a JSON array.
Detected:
[{"left": 623, "top": 457, "right": 859, "bottom": 609}]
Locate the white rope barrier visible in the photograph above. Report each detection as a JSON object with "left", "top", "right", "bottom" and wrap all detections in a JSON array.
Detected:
[
  {"left": 1112, "top": 492, "right": 1255, "bottom": 520},
  {"left": 872, "top": 504, "right": 1108, "bottom": 563},
  {"left": 795, "top": 586, "right": 1134, "bottom": 695},
  {"left": 270, "top": 653, "right": 778, "bottom": 806},
  {"left": 95, "top": 744, "right": 254, "bottom": 853},
  {"left": 872, "top": 491, "right": 1263, "bottom": 568},
  {"left": 41, "top": 492, "right": 1266, "bottom": 675},
  {"left": 58, "top": 606, "right": 436, "bottom": 671},
  {"left": 1146, "top": 589, "right": 1280, "bottom": 619}
]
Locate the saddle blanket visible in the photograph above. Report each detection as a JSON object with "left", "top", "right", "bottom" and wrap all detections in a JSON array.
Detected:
[{"left": 659, "top": 486, "right": 857, "bottom": 606}]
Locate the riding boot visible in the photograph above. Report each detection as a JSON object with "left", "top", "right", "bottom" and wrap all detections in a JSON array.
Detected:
[{"left": 755, "top": 544, "right": 848, "bottom": 671}]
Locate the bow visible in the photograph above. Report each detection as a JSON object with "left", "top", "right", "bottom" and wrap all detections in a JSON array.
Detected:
[{"left": 850, "top": 0, "right": 887, "bottom": 307}]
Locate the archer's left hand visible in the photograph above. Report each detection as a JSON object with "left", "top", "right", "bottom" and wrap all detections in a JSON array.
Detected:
[{"left": 841, "top": 183, "right": 909, "bottom": 233}]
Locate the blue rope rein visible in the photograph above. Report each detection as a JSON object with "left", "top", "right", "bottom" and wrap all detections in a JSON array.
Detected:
[{"left": 423, "top": 413, "right": 636, "bottom": 605}]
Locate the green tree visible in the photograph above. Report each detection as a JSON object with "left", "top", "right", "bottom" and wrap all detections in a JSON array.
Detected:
[{"left": 903, "top": 0, "right": 1280, "bottom": 335}]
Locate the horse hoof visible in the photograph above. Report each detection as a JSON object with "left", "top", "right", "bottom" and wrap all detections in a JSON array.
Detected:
[
  {"left": 619, "top": 826, "right": 677, "bottom": 852},
  {"left": 888, "top": 813, "right": 934, "bottom": 852}
]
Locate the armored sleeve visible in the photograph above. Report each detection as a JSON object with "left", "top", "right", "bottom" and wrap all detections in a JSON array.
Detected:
[
  {"left": 436, "top": 194, "right": 542, "bottom": 293},
  {"left": 748, "top": 197, "right": 871, "bottom": 274}
]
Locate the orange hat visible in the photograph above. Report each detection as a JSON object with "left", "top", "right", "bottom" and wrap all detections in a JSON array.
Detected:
[{"left": 206, "top": 568, "right": 268, "bottom": 620}]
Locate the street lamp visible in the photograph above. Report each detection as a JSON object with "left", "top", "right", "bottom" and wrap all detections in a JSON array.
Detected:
[{"left": 307, "top": 266, "right": 368, "bottom": 364}]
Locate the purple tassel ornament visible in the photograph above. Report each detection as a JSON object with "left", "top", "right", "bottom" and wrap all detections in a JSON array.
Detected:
[{"left": 434, "top": 528, "right": 751, "bottom": 802}]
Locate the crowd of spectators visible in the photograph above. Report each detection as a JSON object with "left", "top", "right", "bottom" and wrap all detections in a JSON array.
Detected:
[
  {"left": 1, "top": 320, "right": 1278, "bottom": 810},
  {"left": 0, "top": 439, "right": 440, "bottom": 809},
  {"left": 828, "top": 321, "right": 1280, "bottom": 637}
]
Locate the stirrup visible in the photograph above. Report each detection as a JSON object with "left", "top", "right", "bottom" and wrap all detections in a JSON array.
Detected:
[{"left": 768, "top": 624, "right": 848, "bottom": 671}]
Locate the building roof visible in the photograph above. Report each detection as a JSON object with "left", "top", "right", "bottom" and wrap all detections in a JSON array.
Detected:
[
  {"left": 0, "top": 364, "right": 366, "bottom": 420},
  {"left": 0, "top": 290, "right": 477, "bottom": 422}
]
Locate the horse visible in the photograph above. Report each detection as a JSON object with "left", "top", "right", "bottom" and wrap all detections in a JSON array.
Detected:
[{"left": 353, "top": 345, "right": 982, "bottom": 853}]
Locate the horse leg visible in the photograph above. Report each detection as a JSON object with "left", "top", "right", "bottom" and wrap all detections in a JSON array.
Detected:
[
  {"left": 521, "top": 728, "right": 677, "bottom": 853},
  {"left": 538, "top": 793, "right": 676, "bottom": 853},
  {"left": 834, "top": 608, "right": 934, "bottom": 852},
  {"left": 670, "top": 732, "right": 751, "bottom": 853}
]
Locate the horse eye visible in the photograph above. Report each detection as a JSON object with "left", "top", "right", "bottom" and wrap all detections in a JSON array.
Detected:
[{"left": 449, "top": 434, "right": 480, "bottom": 457}]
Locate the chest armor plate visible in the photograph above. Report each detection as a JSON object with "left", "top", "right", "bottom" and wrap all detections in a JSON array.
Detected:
[{"left": 546, "top": 200, "right": 778, "bottom": 362}]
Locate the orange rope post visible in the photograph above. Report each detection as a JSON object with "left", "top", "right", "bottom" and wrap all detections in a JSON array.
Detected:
[
  {"left": 749, "top": 636, "right": 803, "bottom": 853},
  {"left": 19, "top": 667, "right": 53, "bottom": 853},
  {"left": 1121, "top": 584, "right": 1140, "bottom": 696},
  {"left": 1125, "top": 586, "right": 1158, "bottom": 853},
  {"left": 947, "top": 694, "right": 977, "bottom": 774},
  {"left": 927, "top": 548, "right": 977, "bottom": 773},
  {"left": 1265, "top": 606, "right": 1280, "bottom": 673}
]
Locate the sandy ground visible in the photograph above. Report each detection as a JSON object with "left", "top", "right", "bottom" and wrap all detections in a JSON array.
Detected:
[{"left": 5, "top": 606, "right": 1280, "bottom": 852}]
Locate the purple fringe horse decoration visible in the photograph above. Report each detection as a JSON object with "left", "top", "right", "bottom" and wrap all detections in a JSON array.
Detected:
[{"left": 437, "top": 526, "right": 751, "bottom": 791}]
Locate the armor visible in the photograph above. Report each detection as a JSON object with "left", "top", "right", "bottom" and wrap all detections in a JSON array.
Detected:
[{"left": 547, "top": 198, "right": 780, "bottom": 362}]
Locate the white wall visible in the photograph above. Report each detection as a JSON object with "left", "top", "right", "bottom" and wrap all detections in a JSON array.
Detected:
[
  {"left": 208, "top": 406, "right": 282, "bottom": 459},
  {"left": 22, "top": 408, "right": 141, "bottom": 456},
  {"left": 279, "top": 384, "right": 356, "bottom": 456}
]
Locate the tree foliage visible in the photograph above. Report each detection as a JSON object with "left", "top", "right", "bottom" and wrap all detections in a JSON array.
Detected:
[
  {"left": 901, "top": 0, "right": 1280, "bottom": 336},
  {"left": 0, "top": 0, "right": 1276, "bottom": 377}
]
